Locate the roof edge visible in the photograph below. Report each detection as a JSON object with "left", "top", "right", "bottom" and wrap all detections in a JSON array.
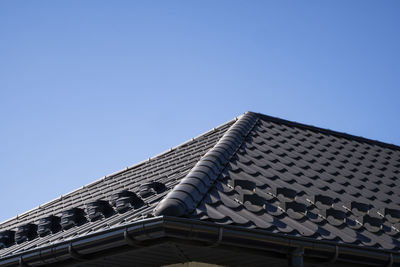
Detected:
[
  {"left": 1, "top": 216, "right": 398, "bottom": 266},
  {"left": 154, "top": 112, "right": 259, "bottom": 217},
  {"left": 255, "top": 112, "right": 400, "bottom": 150}
]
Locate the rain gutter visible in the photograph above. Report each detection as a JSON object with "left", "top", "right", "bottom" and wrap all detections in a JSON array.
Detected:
[{"left": 0, "top": 216, "right": 398, "bottom": 267}]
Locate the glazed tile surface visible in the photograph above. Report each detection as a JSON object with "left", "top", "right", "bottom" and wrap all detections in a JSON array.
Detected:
[{"left": 191, "top": 116, "right": 400, "bottom": 251}]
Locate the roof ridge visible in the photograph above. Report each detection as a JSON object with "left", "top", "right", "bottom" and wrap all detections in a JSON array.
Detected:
[
  {"left": 154, "top": 112, "right": 259, "bottom": 217},
  {"left": 256, "top": 112, "right": 400, "bottom": 150}
]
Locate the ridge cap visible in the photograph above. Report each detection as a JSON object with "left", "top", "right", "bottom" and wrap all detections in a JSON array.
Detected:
[{"left": 154, "top": 112, "right": 259, "bottom": 217}]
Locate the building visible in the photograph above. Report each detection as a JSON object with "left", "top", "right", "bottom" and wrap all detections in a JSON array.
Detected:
[{"left": 0, "top": 112, "right": 399, "bottom": 266}]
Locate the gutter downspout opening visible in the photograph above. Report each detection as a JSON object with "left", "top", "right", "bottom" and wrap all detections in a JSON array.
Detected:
[
  {"left": 19, "top": 257, "right": 28, "bottom": 267},
  {"left": 124, "top": 228, "right": 141, "bottom": 247},
  {"left": 329, "top": 245, "right": 339, "bottom": 263},
  {"left": 289, "top": 247, "right": 304, "bottom": 267},
  {"left": 386, "top": 253, "right": 393, "bottom": 267},
  {"left": 208, "top": 227, "right": 223, "bottom": 248},
  {"left": 68, "top": 243, "right": 87, "bottom": 261}
]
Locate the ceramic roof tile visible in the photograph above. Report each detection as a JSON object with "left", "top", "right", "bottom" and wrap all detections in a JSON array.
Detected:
[
  {"left": 0, "top": 118, "right": 234, "bottom": 258},
  {"left": 184, "top": 113, "right": 400, "bottom": 251}
]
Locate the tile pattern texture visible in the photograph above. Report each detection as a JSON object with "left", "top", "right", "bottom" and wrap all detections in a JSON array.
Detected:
[
  {"left": 0, "top": 119, "right": 234, "bottom": 258},
  {"left": 191, "top": 114, "right": 400, "bottom": 251},
  {"left": 1, "top": 112, "right": 400, "bottom": 260}
]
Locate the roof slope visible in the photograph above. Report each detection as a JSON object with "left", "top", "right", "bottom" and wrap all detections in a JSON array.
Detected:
[
  {"left": 183, "top": 113, "right": 400, "bottom": 250},
  {"left": 0, "top": 117, "right": 234, "bottom": 258},
  {"left": 1, "top": 112, "right": 400, "bottom": 266}
]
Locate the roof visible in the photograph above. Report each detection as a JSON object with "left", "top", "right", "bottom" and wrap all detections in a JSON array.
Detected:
[{"left": 1, "top": 112, "right": 400, "bottom": 267}]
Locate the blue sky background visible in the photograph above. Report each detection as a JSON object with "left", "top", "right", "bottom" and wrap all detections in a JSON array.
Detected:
[{"left": 0, "top": 1, "right": 399, "bottom": 222}]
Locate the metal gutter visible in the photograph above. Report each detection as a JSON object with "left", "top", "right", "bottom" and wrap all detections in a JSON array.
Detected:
[
  {"left": 0, "top": 216, "right": 399, "bottom": 267},
  {"left": 163, "top": 217, "right": 399, "bottom": 266}
]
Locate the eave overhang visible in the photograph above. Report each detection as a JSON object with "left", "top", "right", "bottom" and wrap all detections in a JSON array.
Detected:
[{"left": 0, "top": 216, "right": 398, "bottom": 267}]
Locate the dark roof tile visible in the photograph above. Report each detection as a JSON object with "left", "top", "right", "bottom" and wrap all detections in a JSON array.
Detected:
[
  {"left": 177, "top": 113, "right": 400, "bottom": 251},
  {"left": 0, "top": 116, "right": 234, "bottom": 259}
]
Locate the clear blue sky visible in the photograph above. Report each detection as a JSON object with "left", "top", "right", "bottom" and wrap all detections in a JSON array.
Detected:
[{"left": 0, "top": 1, "right": 399, "bottom": 223}]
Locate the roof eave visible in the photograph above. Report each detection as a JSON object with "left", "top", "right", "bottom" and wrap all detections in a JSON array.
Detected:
[{"left": 0, "top": 216, "right": 398, "bottom": 267}]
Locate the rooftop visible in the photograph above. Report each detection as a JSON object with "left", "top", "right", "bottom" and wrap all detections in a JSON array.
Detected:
[{"left": 1, "top": 112, "right": 399, "bottom": 267}]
